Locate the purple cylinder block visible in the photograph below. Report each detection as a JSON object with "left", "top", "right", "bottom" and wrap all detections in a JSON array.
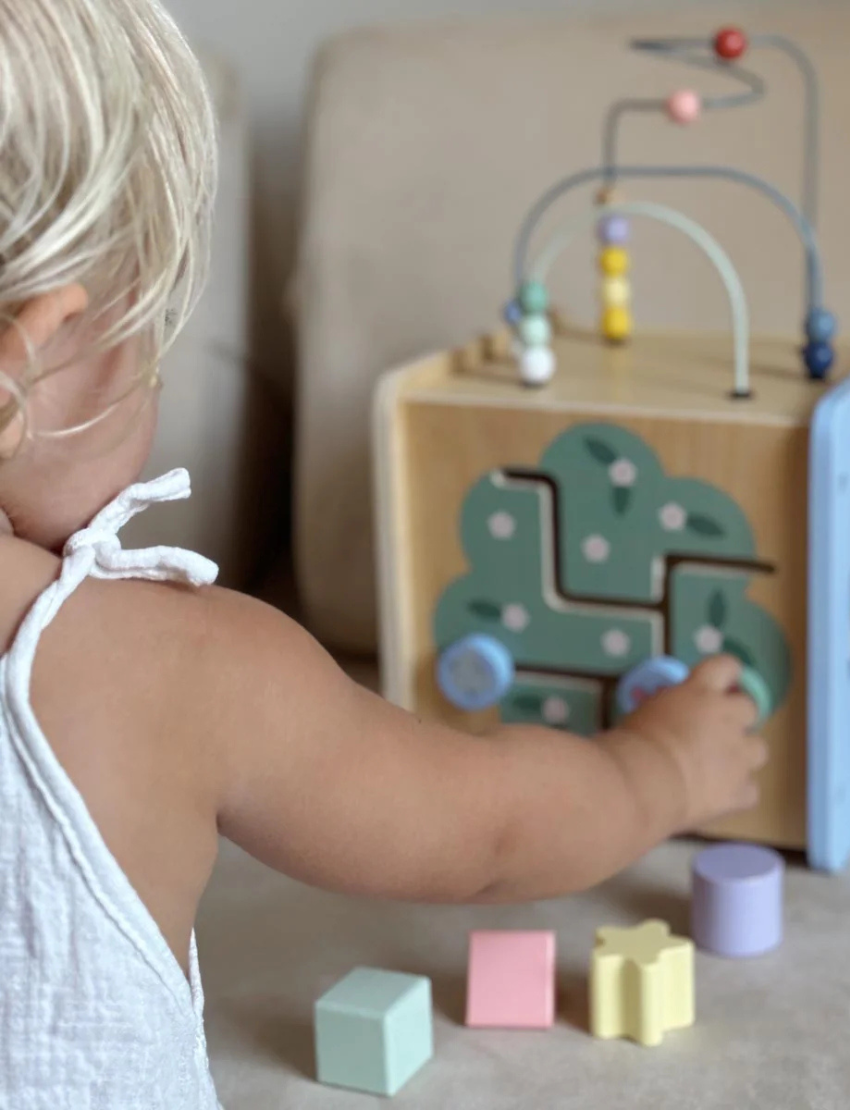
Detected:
[{"left": 691, "top": 844, "right": 784, "bottom": 959}]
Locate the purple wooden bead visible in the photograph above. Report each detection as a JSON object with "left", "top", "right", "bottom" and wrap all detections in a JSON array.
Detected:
[
  {"left": 691, "top": 844, "right": 784, "bottom": 959},
  {"left": 597, "top": 215, "right": 630, "bottom": 246}
]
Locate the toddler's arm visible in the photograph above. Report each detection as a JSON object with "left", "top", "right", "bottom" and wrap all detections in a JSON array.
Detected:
[{"left": 192, "top": 590, "right": 765, "bottom": 903}]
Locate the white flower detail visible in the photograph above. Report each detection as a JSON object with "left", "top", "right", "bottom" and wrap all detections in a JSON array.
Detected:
[
  {"left": 489, "top": 512, "right": 517, "bottom": 540},
  {"left": 602, "top": 629, "right": 631, "bottom": 658},
  {"left": 582, "top": 534, "right": 611, "bottom": 564},
  {"left": 695, "top": 625, "right": 724, "bottom": 655},
  {"left": 609, "top": 458, "right": 638, "bottom": 488},
  {"left": 543, "top": 697, "right": 570, "bottom": 726},
  {"left": 545, "top": 692, "right": 572, "bottom": 728},
  {"left": 502, "top": 604, "right": 530, "bottom": 633},
  {"left": 660, "top": 502, "right": 687, "bottom": 532}
]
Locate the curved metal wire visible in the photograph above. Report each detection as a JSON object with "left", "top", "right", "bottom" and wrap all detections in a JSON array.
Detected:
[
  {"left": 753, "top": 34, "right": 821, "bottom": 230},
  {"left": 603, "top": 33, "right": 821, "bottom": 229},
  {"left": 603, "top": 38, "right": 765, "bottom": 187},
  {"left": 513, "top": 164, "right": 822, "bottom": 315},
  {"left": 530, "top": 200, "right": 752, "bottom": 396}
]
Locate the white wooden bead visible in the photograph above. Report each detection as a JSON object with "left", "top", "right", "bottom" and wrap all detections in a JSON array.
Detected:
[{"left": 519, "top": 345, "right": 556, "bottom": 387}]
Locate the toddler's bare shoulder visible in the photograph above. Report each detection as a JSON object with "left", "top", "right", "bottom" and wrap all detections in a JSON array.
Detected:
[
  {"left": 0, "top": 535, "right": 302, "bottom": 690},
  {"left": 37, "top": 576, "right": 311, "bottom": 726}
]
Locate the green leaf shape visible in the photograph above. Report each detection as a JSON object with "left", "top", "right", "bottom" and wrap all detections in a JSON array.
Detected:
[
  {"left": 687, "top": 513, "right": 726, "bottom": 538},
  {"left": 708, "top": 591, "right": 728, "bottom": 630},
  {"left": 511, "top": 694, "right": 544, "bottom": 714},
  {"left": 723, "top": 637, "right": 756, "bottom": 669},
  {"left": 467, "top": 600, "right": 501, "bottom": 622},
  {"left": 613, "top": 487, "right": 632, "bottom": 516},
  {"left": 585, "top": 437, "right": 617, "bottom": 466}
]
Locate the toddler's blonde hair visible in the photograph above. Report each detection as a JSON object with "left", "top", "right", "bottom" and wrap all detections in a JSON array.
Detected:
[{"left": 0, "top": 0, "right": 217, "bottom": 440}]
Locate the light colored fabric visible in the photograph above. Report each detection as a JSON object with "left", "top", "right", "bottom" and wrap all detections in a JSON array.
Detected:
[
  {"left": 293, "top": 4, "right": 850, "bottom": 652},
  {"left": 0, "top": 471, "right": 222, "bottom": 1110}
]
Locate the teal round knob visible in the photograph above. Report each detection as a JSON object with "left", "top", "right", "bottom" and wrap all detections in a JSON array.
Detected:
[
  {"left": 738, "top": 666, "right": 773, "bottom": 726},
  {"left": 616, "top": 656, "right": 690, "bottom": 716},
  {"left": 437, "top": 635, "right": 515, "bottom": 713}
]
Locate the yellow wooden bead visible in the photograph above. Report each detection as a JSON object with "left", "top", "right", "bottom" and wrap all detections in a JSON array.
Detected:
[
  {"left": 602, "top": 306, "right": 633, "bottom": 343},
  {"left": 599, "top": 247, "right": 630, "bottom": 277},
  {"left": 601, "top": 275, "right": 631, "bottom": 309}
]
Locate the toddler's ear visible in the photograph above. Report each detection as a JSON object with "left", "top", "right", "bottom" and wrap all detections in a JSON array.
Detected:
[
  {"left": 0, "top": 284, "right": 90, "bottom": 365},
  {"left": 0, "top": 284, "right": 89, "bottom": 458}
]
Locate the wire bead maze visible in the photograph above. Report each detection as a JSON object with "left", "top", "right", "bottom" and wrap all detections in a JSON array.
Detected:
[{"left": 504, "top": 27, "right": 838, "bottom": 391}]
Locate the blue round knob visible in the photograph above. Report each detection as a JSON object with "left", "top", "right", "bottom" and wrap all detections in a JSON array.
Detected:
[
  {"left": 437, "top": 635, "right": 515, "bottom": 713},
  {"left": 616, "top": 656, "right": 691, "bottom": 716}
]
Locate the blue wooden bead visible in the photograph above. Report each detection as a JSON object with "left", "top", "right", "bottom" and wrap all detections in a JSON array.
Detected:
[
  {"left": 437, "top": 634, "right": 515, "bottom": 712},
  {"left": 597, "top": 215, "right": 630, "bottom": 246},
  {"left": 519, "top": 280, "right": 549, "bottom": 315},
  {"left": 806, "top": 308, "right": 837, "bottom": 343},
  {"left": 503, "top": 299, "right": 523, "bottom": 327},
  {"left": 804, "top": 341, "right": 835, "bottom": 380}
]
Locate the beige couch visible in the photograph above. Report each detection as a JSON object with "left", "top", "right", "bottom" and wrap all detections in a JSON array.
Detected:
[
  {"left": 293, "top": 3, "right": 850, "bottom": 654},
  {"left": 122, "top": 51, "right": 259, "bottom": 586}
]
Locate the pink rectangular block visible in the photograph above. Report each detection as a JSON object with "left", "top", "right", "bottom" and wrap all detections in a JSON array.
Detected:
[{"left": 466, "top": 930, "right": 557, "bottom": 1029}]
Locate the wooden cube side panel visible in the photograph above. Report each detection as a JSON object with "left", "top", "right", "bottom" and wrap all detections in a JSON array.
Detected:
[{"left": 381, "top": 393, "right": 807, "bottom": 850}]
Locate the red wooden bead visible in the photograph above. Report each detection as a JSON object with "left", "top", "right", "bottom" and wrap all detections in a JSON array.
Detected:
[{"left": 714, "top": 26, "right": 748, "bottom": 60}]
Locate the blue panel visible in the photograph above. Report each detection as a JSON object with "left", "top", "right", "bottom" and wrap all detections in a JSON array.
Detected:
[{"left": 808, "top": 376, "right": 850, "bottom": 872}]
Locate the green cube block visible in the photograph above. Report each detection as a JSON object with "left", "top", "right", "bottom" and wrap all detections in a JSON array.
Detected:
[{"left": 315, "top": 968, "right": 433, "bottom": 1097}]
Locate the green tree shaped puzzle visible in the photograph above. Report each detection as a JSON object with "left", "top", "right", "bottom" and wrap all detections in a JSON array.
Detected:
[{"left": 434, "top": 422, "right": 792, "bottom": 735}]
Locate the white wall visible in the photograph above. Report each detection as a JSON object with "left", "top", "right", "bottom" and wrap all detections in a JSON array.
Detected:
[{"left": 165, "top": 0, "right": 774, "bottom": 392}]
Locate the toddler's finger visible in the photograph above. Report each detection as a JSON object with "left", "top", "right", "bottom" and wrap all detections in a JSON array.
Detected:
[
  {"left": 746, "top": 735, "right": 769, "bottom": 770},
  {"left": 734, "top": 778, "right": 761, "bottom": 812},
  {"left": 726, "top": 691, "right": 760, "bottom": 728},
  {"left": 690, "top": 654, "right": 742, "bottom": 693}
]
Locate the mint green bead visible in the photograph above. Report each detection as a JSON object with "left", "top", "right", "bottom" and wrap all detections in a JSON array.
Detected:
[
  {"left": 519, "top": 280, "right": 549, "bottom": 315},
  {"left": 519, "top": 313, "right": 552, "bottom": 347}
]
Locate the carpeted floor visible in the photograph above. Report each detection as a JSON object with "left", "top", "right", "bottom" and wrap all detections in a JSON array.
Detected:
[{"left": 198, "top": 759, "right": 850, "bottom": 1108}]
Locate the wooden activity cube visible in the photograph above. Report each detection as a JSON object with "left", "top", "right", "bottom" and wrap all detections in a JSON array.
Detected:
[{"left": 375, "top": 328, "right": 848, "bottom": 853}]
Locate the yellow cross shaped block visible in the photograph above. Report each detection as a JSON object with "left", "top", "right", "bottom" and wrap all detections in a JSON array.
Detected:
[{"left": 590, "top": 920, "right": 695, "bottom": 1047}]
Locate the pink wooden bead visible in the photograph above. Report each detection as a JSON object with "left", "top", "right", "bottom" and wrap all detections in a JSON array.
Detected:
[
  {"left": 466, "top": 931, "right": 557, "bottom": 1029},
  {"left": 666, "top": 89, "right": 702, "bottom": 125}
]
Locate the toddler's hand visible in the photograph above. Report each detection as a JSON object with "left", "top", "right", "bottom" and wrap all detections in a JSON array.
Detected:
[{"left": 615, "top": 655, "right": 769, "bottom": 832}]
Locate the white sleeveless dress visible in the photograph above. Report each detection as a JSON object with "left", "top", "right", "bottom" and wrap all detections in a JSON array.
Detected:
[{"left": 0, "top": 471, "right": 223, "bottom": 1109}]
